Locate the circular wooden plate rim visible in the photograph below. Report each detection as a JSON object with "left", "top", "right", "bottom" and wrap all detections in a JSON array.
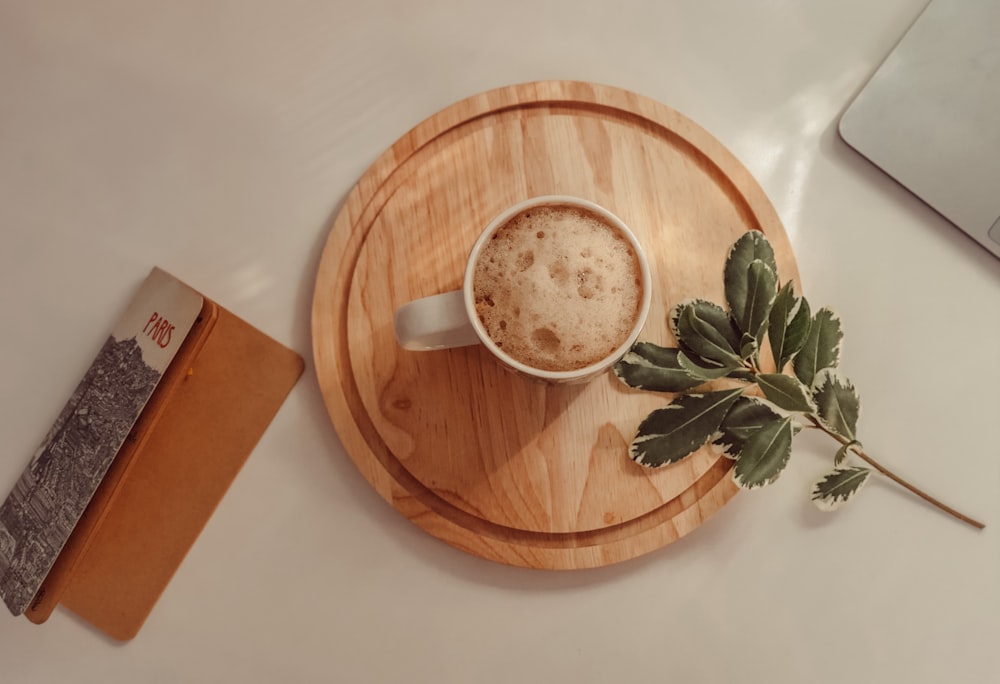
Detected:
[{"left": 311, "top": 80, "right": 794, "bottom": 568}]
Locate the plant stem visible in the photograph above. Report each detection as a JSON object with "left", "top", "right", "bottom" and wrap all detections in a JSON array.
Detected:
[{"left": 806, "top": 417, "right": 985, "bottom": 530}]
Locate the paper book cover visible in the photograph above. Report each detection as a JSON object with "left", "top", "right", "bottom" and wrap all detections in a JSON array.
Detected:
[{"left": 0, "top": 269, "right": 204, "bottom": 615}]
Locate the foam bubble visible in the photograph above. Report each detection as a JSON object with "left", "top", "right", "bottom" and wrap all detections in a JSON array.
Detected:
[{"left": 472, "top": 206, "right": 642, "bottom": 371}]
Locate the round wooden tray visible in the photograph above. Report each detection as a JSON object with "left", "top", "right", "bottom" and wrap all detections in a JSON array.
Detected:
[{"left": 311, "top": 81, "right": 798, "bottom": 569}]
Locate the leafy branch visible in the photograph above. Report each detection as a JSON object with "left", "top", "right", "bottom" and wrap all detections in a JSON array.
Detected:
[{"left": 614, "top": 231, "right": 984, "bottom": 529}]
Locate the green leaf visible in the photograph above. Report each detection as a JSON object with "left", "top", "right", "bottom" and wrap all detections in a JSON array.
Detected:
[
  {"left": 811, "top": 467, "right": 871, "bottom": 511},
  {"left": 725, "top": 231, "right": 778, "bottom": 324},
  {"left": 834, "top": 440, "right": 863, "bottom": 467},
  {"left": 812, "top": 368, "right": 861, "bottom": 440},
  {"left": 768, "top": 281, "right": 812, "bottom": 371},
  {"left": 630, "top": 387, "right": 746, "bottom": 468},
  {"left": 793, "top": 307, "right": 843, "bottom": 387},
  {"left": 675, "top": 304, "right": 742, "bottom": 367},
  {"left": 740, "top": 259, "right": 778, "bottom": 342},
  {"left": 732, "top": 416, "right": 795, "bottom": 489},
  {"left": 712, "top": 396, "right": 783, "bottom": 459},
  {"left": 613, "top": 343, "right": 704, "bottom": 393},
  {"left": 756, "top": 373, "right": 817, "bottom": 413}
]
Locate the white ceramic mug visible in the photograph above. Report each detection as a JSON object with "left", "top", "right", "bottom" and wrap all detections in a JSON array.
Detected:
[{"left": 393, "top": 196, "right": 652, "bottom": 383}]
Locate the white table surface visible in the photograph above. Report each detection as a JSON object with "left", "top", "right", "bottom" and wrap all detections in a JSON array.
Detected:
[{"left": 2, "top": 1, "right": 998, "bottom": 682}]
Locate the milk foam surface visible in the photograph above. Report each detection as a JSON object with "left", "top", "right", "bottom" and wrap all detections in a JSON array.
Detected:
[{"left": 472, "top": 206, "right": 642, "bottom": 371}]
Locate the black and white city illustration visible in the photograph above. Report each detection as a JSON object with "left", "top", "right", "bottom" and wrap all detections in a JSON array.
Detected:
[{"left": 0, "top": 335, "right": 161, "bottom": 615}]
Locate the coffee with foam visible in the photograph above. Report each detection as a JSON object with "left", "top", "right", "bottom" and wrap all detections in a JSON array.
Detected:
[{"left": 472, "top": 205, "right": 643, "bottom": 372}]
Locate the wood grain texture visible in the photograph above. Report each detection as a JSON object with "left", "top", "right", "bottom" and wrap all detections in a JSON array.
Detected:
[{"left": 311, "top": 81, "right": 799, "bottom": 569}]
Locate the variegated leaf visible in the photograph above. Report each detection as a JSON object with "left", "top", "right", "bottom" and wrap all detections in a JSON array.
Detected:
[
  {"left": 667, "top": 298, "right": 690, "bottom": 340},
  {"left": 711, "top": 396, "right": 783, "bottom": 459},
  {"left": 730, "top": 369, "right": 757, "bottom": 383},
  {"left": 677, "top": 351, "right": 739, "bottom": 381},
  {"left": 725, "top": 231, "right": 778, "bottom": 323},
  {"left": 768, "top": 281, "right": 812, "bottom": 371},
  {"left": 668, "top": 298, "right": 738, "bottom": 345},
  {"left": 811, "top": 467, "right": 871, "bottom": 511},
  {"left": 676, "top": 304, "right": 742, "bottom": 368},
  {"left": 613, "top": 343, "right": 704, "bottom": 392},
  {"left": 739, "top": 332, "right": 758, "bottom": 362},
  {"left": 834, "top": 440, "right": 863, "bottom": 467},
  {"left": 732, "top": 416, "right": 795, "bottom": 489},
  {"left": 812, "top": 368, "right": 861, "bottom": 440},
  {"left": 756, "top": 373, "right": 817, "bottom": 413},
  {"left": 740, "top": 259, "right": 777, "bottom": 342},
  {"left": 630, "top": 387, "right": 745, "bottom": 468},
  {"left": 793, "top": 307, "right": 843, "bottom": 387}
]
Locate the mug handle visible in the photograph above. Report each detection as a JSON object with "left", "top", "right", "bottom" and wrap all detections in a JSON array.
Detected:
[{"left": 393, "top": 290, "right": 481, "bottom": 350}]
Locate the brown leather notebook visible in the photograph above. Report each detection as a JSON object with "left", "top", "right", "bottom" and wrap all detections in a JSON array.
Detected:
[{"left": 14, "top": 270, "right": 303, "bottom": 640}]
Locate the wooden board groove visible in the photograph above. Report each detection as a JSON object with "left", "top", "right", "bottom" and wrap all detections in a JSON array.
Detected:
[{"left": 311, "top": 81, "right": 798, "bottom": 569}]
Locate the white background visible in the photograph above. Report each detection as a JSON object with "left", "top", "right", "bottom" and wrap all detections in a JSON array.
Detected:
[{"left": 1, "top": 1, "right": 998, "bottom": 682}]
